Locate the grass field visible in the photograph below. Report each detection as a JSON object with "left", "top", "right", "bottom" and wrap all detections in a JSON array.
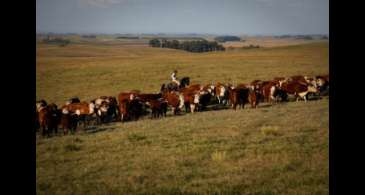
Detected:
[
  {"left": 36, "top": 38, "right": 329, "bottom": 194},
  {"left": 221, "top": 36, "right": 327, "bottom": 48},
  {"left": 36, "top": 40, "right": 328, "bottom": 105}
]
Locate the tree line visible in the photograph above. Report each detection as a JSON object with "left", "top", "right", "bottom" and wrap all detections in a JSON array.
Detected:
[
  {"left": 149, "top": 39, "right": 225, "bottom": 53},
  {"left": 214, "top": 36, "right": 241, "bottom": 43},
  {"left": 43, "top": 36, "right": 70, "bottom": 47}
]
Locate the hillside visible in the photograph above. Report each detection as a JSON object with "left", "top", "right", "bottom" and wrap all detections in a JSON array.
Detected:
[
  {"left": 36, "top": 40, "right": 329, "bottom": 194},
  {"left": 36, "top": 41, "right": 328, "bottom": 105},
  {"left": 37, "top": 99, "right": 328, "bottom": 194}
]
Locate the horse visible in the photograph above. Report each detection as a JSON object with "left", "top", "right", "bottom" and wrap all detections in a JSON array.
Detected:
[{"left": 160, "top": 77, "right": 190, "bottom": 93}]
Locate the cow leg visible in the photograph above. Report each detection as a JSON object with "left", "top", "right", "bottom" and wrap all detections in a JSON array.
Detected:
[
  {"left": 171, "top": 107, "right": 175, "bottom": 115},
  {"left": 98, "top": 115, "right": 102, "bottom": 125},
  {"left": 185, "top": 103, "right": 190, "bottom": 113},
  {"left": 41, "top": 125, "right": 46, "bottom": 137},
  {"left": 63, "top": 126, "right": 68, "bottom": 135},
  {"left": 46, "top": 125, "right": 51, "bottom": 137},
  {"left": 190, "top": 104, "right": 195, "bottom": 113},
  {"left": 151, "top": 110, "right": 155, "bottom": 119}
]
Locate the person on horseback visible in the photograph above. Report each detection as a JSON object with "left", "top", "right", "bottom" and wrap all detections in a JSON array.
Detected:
[{"left": 171, "top": 70, "right": 180, "bottom": 86}]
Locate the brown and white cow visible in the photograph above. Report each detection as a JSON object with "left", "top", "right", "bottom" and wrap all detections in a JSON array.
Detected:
[
  {"left": 38, "top": 103, "right": 61, "bottom": 137},
  {"left": 162, "top": 91, "right": 182, "bottom": 115},
  {"left": 36, "top": 100, "right": 48, "bottom": 132},
  {"left": 315, "top": 74, "right": 329, "bottom": 94},
  {"left": 280, "top": 81, "right": 318, "bottom": 102},
  {"left": 62, "top": 101, "right": 96, "bottom": 128},
  {"left": 261, "top": 81, "right": 279, "bottom": 103},
  {"left": 178, "top": 90, "right": 201, "bottom": 113},
  {"left": 214, "top": 83, "right": 229, "bottom": 105},
  {"left": 92, "top": 96, "right": 119, "bottom": 123},
  {"left": 60, "top": 109, "right": 78, "bottom": 135}
]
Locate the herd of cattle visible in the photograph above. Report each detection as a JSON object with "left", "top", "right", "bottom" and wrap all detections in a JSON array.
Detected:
[{"left": 35, "top": 74, "right": 329, "bottom": 137}]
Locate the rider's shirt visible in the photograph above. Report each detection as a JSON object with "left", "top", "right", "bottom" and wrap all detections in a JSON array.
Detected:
[{"left": 171, "top": 73, "right": 177, "bottom": 81}]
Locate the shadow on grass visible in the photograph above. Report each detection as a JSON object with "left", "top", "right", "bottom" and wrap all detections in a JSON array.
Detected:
[{"left": 85, "top": 125, "right": 116, "bottom": 134}]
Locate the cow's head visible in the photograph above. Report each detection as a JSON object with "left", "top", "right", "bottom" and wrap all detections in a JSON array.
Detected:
[
  {"left": 206, "top": 85, "right": 215, "bottom": 95},
  {"left": 62, "top": 108, "right": 69, "bottom": 114},
  {"left": 129, "top": 94, "right": 135, "bottom": 100},
  {"left": 278, "top": 79, "right": 288, "bottom": 88},
  {"left": 316, "top": 78, "right": 326, "bottom": 88},
  {"left": 97, "top": 103, "right": 109, "bottom": 117},
  {"left": 307, "top": 85, "right": 318, "bottom": 93}
]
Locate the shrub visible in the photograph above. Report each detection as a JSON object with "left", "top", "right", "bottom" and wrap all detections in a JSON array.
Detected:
[
  {"left": 43, "top": 37, "right": 70, "bottom": 47},
  {"left": 214, "top": 36, "right": 241, "bottom": 43}
]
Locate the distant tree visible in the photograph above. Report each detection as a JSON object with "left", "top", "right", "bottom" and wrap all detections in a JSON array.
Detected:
[
  {"left": 171, "top": 40, "right": 180, "bottom": 49},
  {"left": 43, "top": 37, "right": 70, "bottom": 47},
  {"left": 149, "top": 39, "right": 161, "bottom": 47},
  {"left": 148, "top": 39, "right": 225, "bottom": 53},
  {"left": 214, "top": 36, "right": 241, "bottom": 43}
]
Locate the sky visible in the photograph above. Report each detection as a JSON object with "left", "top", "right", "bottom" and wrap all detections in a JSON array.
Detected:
[{"left": 36, "top": 0, "right": 329, "bottom": 35}]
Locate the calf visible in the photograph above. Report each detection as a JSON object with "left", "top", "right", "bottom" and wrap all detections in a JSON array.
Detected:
[
  {"left": 145, "top": 98, "right": 168, "bottom": 118},
  {"left": 248, "top": 88, "right": 260, "bottom": 108}
]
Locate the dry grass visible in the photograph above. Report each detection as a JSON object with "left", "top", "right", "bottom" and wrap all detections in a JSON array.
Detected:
[
  {"left": 261, "top": 125, "right": 281, "bottom": 136},
  {"left": 36, "top": 100, "right": 329, "bottom": 195},
  {"left": 36, "top": 39, "right": 328, "bottom": 194},
  {"left": 36, "top": 40, "right": 328, "bottom": 106},
  {"left": 222, "top": 36, "right": 325, "bottom": 48}
]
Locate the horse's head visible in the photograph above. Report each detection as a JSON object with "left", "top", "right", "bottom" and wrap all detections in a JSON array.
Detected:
[
  {"left": 160, "top": 83, "right": 167, "bottom": 93},
  {"left": 180, "top": 77, "right": 190, "bottom": 88}
]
